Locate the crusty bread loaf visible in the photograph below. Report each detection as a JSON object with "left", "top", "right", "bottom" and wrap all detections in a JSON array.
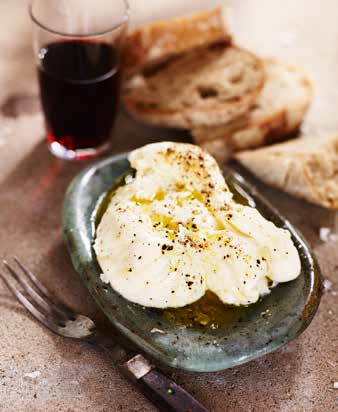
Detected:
[
  {"left": 236, "top": 134, "right": 338, "bottom": 209},
  {"left": 123, "top": 8, "right": 231, "bottom": 77},
  {"left": 192, "top": 60, "right": 312, "bottom": 162},
  {"left": 123, "top": 45, "right": 265, "bottom": 129}
]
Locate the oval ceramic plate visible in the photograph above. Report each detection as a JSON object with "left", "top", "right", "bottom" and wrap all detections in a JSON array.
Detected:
[{"left": 63, "top": 152, "right": 322, "bottom": 372}]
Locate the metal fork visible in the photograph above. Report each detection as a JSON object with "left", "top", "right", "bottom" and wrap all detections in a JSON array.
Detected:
[{"left": 0, "top": 257, "right": 208, "bottom": 412}]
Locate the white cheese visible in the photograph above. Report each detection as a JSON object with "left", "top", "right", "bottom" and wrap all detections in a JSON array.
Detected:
[{"left": 94, "top": 142, "right": 301, "bottom": 308}]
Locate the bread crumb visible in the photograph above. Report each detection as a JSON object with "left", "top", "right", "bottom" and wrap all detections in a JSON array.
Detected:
[
  {"left": 150, "top": 328, "right": 165, "bottom": 334},
  {"left": 24, "top": 371, "right": 40, "bottom": 380},
  {"left": 323, "top": 278, "right": 333, "bottom": 292},
  {"left": 319, "top": 227, "right": 338, "bottom": 242}
]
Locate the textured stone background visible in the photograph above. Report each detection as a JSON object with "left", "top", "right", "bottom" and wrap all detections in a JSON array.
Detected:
[{"left": 0, "top": 0, "right": 337, "bottom": 411}]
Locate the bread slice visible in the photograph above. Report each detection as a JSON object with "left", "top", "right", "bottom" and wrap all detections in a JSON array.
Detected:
[
  {"left": 123, "top": 45, "right": 265, "bottom": 129},
  {"left": 123, "top": 8, "right": 231, "bottom": 77},
  {"left": 192, "top": 60, "right": 312, "bottom": 162},
  {"left": 236, "top": 134, "right": 338, "bottom": 209}
]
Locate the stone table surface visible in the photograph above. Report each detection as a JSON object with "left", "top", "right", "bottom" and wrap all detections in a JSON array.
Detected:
[{"left": 0, "top": 0, "right": 337, "bottom": 411}]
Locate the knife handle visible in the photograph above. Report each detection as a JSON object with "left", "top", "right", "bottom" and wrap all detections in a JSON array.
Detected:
[{"left": 120, "top": 354, "right": 209, "bottom": 412}]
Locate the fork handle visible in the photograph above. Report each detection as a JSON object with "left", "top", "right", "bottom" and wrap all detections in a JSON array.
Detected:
[{"left": 120, "top": 354, "right": 209, "bottom": 412}]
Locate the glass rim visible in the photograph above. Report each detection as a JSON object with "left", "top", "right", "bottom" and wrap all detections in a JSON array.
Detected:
[{"left": 28, "top": 0, "right": 130, "bottom": 38}]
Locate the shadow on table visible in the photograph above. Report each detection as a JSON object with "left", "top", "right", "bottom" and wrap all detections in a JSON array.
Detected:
[{"left": 172, "top": 337, "right": 303, "bottom": 412}]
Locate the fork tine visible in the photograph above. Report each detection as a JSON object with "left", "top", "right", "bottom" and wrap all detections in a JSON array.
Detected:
[
  {"left": 0, "top": 271, "right": 61, "bottom": 335},
  {"left": 14, "top": 256, "right": 51, "bottom": 296},
  {"left": 3, "top": 260, "right": 67, "bottom": 321},
  {"left": 13, "top": 257, "right": 76, "bottom": 319}
]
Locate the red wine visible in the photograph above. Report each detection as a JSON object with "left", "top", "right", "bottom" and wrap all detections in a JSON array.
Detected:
[{"left": 38, "top": 40, "right": 120, "bottom": 155}]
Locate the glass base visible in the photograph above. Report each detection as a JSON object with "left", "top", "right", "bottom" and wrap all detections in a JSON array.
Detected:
[{"left": 48, "top": 140, "right": 111, "bottom": 161}]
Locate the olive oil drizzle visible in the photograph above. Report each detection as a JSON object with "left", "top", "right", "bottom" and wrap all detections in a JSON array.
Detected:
[
  {"left": 94, "top": 170, "right": 263, "bottom": 329},
  {"left": 94, "top": 170, "right": 135, "bottom": 228}
]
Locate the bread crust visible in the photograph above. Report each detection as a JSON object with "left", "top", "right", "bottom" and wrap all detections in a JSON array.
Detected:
[
  {"left": 236, "top": 134, "right": 338, "bottom": 210},
  {"left": 192, "top": 60, "right": 312, "bottom": 161},
  {"left": 123, "top": 8, "right": 232, "bottom": 77}
]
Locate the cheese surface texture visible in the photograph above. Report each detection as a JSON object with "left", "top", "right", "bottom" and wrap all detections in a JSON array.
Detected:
[{"left": 94, "top": 142, "right": 301, "bottom": 308}]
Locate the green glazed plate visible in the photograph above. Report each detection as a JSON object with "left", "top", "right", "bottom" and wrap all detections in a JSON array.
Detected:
[{"left": 63, "top": 152, "right": 322, "bottom": 372}]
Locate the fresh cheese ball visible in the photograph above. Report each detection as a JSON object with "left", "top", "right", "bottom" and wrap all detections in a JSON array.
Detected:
[{"left": 94, "top": 142, "right": 301, "bottom": 308}]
